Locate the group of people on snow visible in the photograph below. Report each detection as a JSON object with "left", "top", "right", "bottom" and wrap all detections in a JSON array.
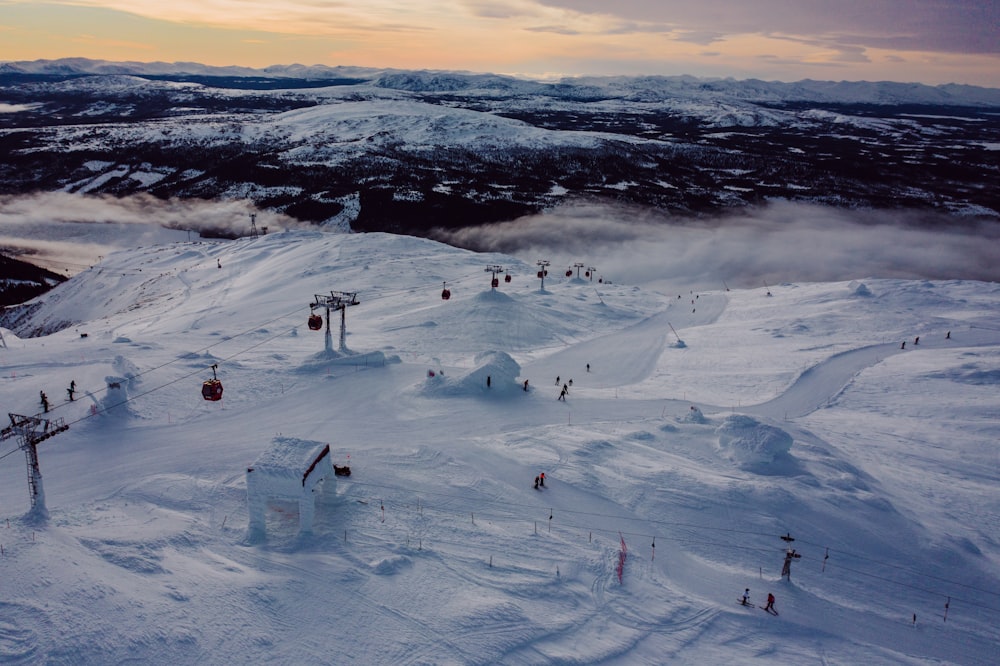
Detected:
[
  {"left": 37, "top": 379, "right": 78, "bottom": 414},
  {"left": 740, "top": 588, "right": 776, "bottom": 613}
]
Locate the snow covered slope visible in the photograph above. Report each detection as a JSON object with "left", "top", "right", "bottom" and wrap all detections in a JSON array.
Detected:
[{"left": 0, "top": 230, "right": 998, "bottom": 664}]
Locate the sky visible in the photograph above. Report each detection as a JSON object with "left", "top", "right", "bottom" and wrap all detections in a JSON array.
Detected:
[{"left": 0, "top": 1, "right": 998, "bottom": 86}]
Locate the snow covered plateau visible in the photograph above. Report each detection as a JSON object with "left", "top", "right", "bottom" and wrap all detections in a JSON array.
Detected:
[{"left": 0, "top": 229, "right": 998, "bottom": 664}]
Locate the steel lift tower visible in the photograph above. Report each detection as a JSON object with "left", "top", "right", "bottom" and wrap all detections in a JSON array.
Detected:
[
  {"left": 1, "top": 413, "right": 69, "bottom": 521},
  {"left": 310, "top": 291, "right": 360, "bottom": 353}
]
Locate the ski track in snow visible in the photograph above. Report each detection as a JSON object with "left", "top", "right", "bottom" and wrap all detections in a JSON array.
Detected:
[{"left": 0, "top": 231, "right": 998, "bottom": 664}]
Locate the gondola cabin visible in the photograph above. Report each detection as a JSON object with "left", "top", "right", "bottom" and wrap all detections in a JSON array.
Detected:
[
  {"left": 492, "top": 278, "right": 499, "bottom": 288},
  {"left": 308, "top": 314, "right": 323, "bottom": 330},
  {"left": 504, "top": 274, "right": 511, "bottom": 282},
  {"left": 202, "top": 363, "right": 223, "bottom": 401},
  {"left": 565, "top": 269, "right": 573, "bottom": 277},
  {"left": 441, "top": 288, "right": 451, "bottom": 300},
  {"left": 202, "top": 379, "right": 224, "bottom": 401}
]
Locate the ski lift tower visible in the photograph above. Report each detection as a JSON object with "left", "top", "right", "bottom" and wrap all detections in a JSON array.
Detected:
[
  {"left": 1, "top": 413, "right": 69, "bottom": 521},
  {"left": 536, "top": 260, "right": 550, "bottom": 290},
  {"left": 310, "top": 291, "right": 360, "bottom": 353},
  {"left": 249, "top": 213, "right": 259, "bottom": 240},
  {"left": 485, "top": 264, "right": 505, "bottom": 292},
  {"left": 573, "top": 262, "right": 585, "bottom": 278}
]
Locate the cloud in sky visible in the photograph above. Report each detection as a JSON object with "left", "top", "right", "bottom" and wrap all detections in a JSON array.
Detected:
[
  {"left": 0, "top": 1, "right": 997, "bottom": 85},
  {"left": 431, "top": 200, "right": 1000, "bottom": 293}
]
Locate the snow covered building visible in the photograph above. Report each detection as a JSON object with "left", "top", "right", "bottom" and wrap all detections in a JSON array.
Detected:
[{"left": 246, "top": 437, "right": 336, "bottom": 540}]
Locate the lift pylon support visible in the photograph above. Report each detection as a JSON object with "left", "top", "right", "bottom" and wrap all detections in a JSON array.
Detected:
[
  {"left": 1, "top": 413, "right": 69, "bottom": 520},
  {"left": 310, "top": 291, "right": 360, "bottom": 353}
]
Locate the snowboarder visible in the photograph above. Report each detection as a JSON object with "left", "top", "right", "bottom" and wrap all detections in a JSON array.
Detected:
[
  {"left": 523, "top": 379, "right": 529, "bottom": 392},
  {"left": 765, "top": 593, "right": 776, "bottom": 613},
  {"left": 741, "top": 588, "right": 751, "bottom": 606},
  {"left": 39, "top": 391, "right": 49, "bottom": 413},
  {"left": 534, "top": 476, "right": 540, "bottom": 489},
  {"left": 539, "top": 472, "right": 545, "bottom": 487}
]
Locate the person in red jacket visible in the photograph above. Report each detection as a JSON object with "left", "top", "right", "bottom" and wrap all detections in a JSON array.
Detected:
[{"left": 765, "top": 593, "right": 776, "bottom": 612}]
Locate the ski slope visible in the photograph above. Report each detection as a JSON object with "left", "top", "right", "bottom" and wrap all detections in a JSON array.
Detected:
[{"left": 0, "top": 230, "right": 998, "bottom": 664}]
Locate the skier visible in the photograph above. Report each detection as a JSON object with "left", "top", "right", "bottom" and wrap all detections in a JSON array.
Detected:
[
  {"left": 741, "top": 588, "right": 751, "bottom": 606},
  {"left": 901, "top": 341, "right": 906, "bottom": 349},
  {"left": 555, "top": 375, "right": 560, "bottom": 385},
  {"left": 67, "top": 380, "right": 76, "bottom": 401},
  {"left": 765, "top": 593, "right": 776, "bottom": 613},
  {"left": 539, "top": 472, "right": 545, "bottom": 487},
  {"left": 562, "top": 383, "right": 568, "bottom": 394},
  {"left": 568, "top": 379, "right": 573, "bottom": 387},
  {"left": 914, "top": 336, "right": 920, "bottom": 345},
  {"left": 586, "top": 363, "right": 590, "bottom": 372},
  {"left": 558, "top": 388, "right": 566, "bottom": 401},
  {"left": 946, "top": 331, "right": 951, "bottom": 339},
  {"left": 534, "top": 476, "right": 540, "bottom": 490},
  {"left": 486, "top": 375, "right": 491, "bottom": 388},
  {"left": 39, "top": 391, "right": 49, "bottom": 413},
  {"left": 523, "top": 379, "right": 529, "bottom": 392},
  {"left": 217, "top": 258, "right": 222, "bottom": 269}
]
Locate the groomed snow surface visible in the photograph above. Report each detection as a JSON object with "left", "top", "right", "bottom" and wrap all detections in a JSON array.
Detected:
[{"left": 1, "top": 230, "right": 998, "bottom": 664}]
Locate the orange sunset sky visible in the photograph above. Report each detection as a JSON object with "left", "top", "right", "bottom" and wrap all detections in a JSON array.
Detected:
[{"left": 1, "top": 1, "right": 998, "bottom": 85}]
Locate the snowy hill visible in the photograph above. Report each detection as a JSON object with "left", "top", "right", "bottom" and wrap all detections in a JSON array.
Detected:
[
  {"left": 1, "top": 230, "right": 998, "bottom": 664},
  {"left": 2, "top": 58, "right": 998, "bottom": 234}
]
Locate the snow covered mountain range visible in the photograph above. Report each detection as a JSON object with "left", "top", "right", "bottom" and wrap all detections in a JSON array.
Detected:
[
  {"left": 0, "top": 229, "right": 998, "bottom": 663},
  {"left": 1, "top": 58, "right": 998, "bottom": 238}
]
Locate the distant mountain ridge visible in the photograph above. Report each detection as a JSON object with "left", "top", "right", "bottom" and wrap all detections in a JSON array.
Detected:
[
  {"left": 3, "top": 58, "right": 999, "bottom": 106},
  {"left": 1, "top": 57, "right": 998, "bottom": 241}
]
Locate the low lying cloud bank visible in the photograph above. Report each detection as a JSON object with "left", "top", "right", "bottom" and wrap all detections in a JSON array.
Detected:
[
  {"left": 3, "top": 193, "right": 998, "bottom": 291},
  {"left": 0, "top": 192, "right": 303, "bottom": 273},
  {"left": 432, "top": 200, "right": 1000, "bottom": 292}
]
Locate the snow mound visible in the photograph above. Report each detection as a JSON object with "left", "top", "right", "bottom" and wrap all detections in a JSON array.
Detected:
[
  {"left": 680, "top": 405, "right": 708, "bottom": 423},
  {"left": 369, "top": 554, "right": 413, "bottom": 575},
  {"left": 716, "top": 414, "right": 793, "bottom": 467},
  {"left": 848, "top": 280, "right": 873, "bottom": 297},
  {"left": 100, "top": 375, "right": 133, "bottom": 416},
  {"left": 421, "top": 350, "right": 522, "bottom": 396}
]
